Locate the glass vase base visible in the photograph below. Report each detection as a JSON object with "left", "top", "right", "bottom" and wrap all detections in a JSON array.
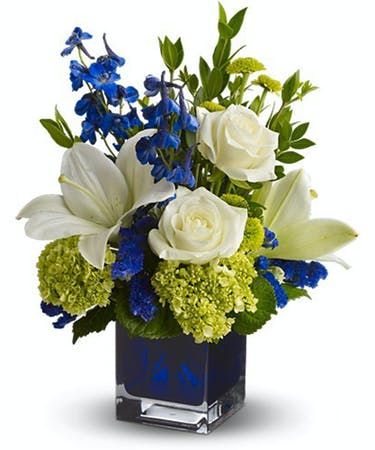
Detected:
[{"left": 116, "top": 376, "right": 245, "bottom": 434}]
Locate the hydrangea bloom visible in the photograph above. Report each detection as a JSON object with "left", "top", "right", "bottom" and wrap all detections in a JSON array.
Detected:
[
  {"left": 152, "top": 253, "right": 258, "bottom": 343},
  {"left": 37, "top": 237, "right": 115, "bottom": 316}
]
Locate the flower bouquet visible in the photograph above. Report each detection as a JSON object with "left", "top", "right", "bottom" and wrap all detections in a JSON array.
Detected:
[{"left": 17, "top": 3, "right": 357, "bottom": 434}]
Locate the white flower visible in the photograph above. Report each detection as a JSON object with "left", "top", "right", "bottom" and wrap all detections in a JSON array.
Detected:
[
  {"left": 197, "top": 104, "right": 278, "bottom": 182},
  {"left": 148, "top": 186, "right": 248, "bottom": 264},
  {"left": 254, "top": 169, "right": 358, "bottom": 267},
  {"left": 17, "top": 129, "right": 175, "bottom": 269}
]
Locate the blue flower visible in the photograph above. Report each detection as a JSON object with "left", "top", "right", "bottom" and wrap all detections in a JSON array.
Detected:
[
  {"left": 83, "top": 62, "right": 120, "bottom": 90},
  {"left": 129, "top": 272, "right": 158, "bottom": 322},
  {"left": 255, "top": 256, "right": 270, "bottom": 271},
  {"left": 262, "top": 272, "right": 288, "bottom": 308},
  {"left": 144, "top": 75, "right": 161, "bottom": 96},
  {"left": 75, "top": 93, "right": 105, "bottom": 122},
  {"left": 61, "top": 27, "right": 93, "bottom": 58},
  {"left": 174, "top": 90, "right": 199, "bottom": 133},
  {"left": 69, "top": 60, "right": 87, "bottom": 91},
  {"left": 136, "top": 136, "right": 158, "bottom": 164},
  {"left": 151, "top": 159, "right": 169, "bottom": 182},
  {"left": 40, "top": 301, "right": 76, "bottom": 329},
  {"left": 263, "top": 228, "right": 279, "bottom": 249},
  {"left": 112, "top": 215, "right": 157, "bottom": 280},
  {"left": 104, "top": 84, "right": 139, "bottom": 106},
  {"left": 126, "top": 108, "right": 143, "bottom": 128},
  {"left": 103, "top": 33, "right": 126, "bottom": 67},
  {"left": 80, "top": 120, "right": 97, "bottom": 144},
  {"left": 152, "top": 129, "right": 180, "bottom": 150},
  {"left": 100, "top": 113, "right": 130, "bottom": 139},
  {"left": 269, "top": 259, "right": 328, "bottom": 289}
]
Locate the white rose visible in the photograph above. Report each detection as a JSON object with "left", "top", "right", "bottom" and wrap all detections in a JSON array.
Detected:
[
  {"left": 197, "top": 104, "right": 278, "bottom": 182},
  {"left": 148, "top": 186, "right": 248, "bottom": 264}
]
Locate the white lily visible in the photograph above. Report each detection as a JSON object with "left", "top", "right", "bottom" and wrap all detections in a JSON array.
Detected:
[
  {"left": 254, "top": 169, "right": 358, "bottom": 267},
  {"left": 17, "top": 129, "right": 175, "bottom": 269}
]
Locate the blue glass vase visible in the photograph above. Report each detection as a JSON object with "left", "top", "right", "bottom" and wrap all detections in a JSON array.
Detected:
[{"left": 116, "top": 323, "right": 246, "bottom": 434}]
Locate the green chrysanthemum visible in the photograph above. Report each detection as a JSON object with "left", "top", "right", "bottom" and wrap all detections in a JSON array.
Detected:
[
  {"left": 152, "top": 253, "right": 258, "bottom": 344},
  {"left": 200, "top": 101, "right": 225, "bottom": 112},
  {"left": 226, "top": 57, "right": 266, "bottom": 74},
  {"left": 241, "top": 217, "right": 265, "bottom": 253},
  {"left": 254, "top": 74, "right": 282, "bottom": 93},
  {"left": 37, "top": 236, "right": 116, "bottom": 316},
  {"left": 221, "top": 194, "right": 265, "bottom": 253},
  {"left": 221, "top": 194, "right": 249, "bottom": 210}
]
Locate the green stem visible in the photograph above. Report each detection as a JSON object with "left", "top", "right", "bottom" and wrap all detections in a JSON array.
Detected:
[
  {"left": 237, "top": 73, "right": 250, "bottom": 104},
  {"left": 257, "top": 89, "right": 268, "bottom": 115}
]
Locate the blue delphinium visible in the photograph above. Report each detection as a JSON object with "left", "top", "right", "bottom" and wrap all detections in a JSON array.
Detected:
[
  {"left": 135, "top": 72, "right": 197, "bottom": 188},
  {"left": 128, "top": 272, "right": 158, "bottom": 322},
  {"left": 61, "top": 27, "right": 93, "bottom": 58},
  {"left": 40, "top": 302, "right": 76, "bottom": 329},
  {"left": 269, "top": 259, "right": 328, "bottom": 289},
  {"left": 63, "top": 31, "right": 139, "bottom": 149}
]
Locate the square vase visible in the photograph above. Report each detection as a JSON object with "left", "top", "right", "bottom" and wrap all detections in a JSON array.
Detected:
[{"left": 116, "top": 323, "right": 246, "bottom": 434}]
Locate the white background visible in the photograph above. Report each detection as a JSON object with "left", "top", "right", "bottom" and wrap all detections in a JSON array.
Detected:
[{"left": 1, "top": 0, "right": 374, "bottom": 448}]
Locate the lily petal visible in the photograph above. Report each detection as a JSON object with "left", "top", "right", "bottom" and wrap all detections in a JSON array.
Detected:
[
  {"left": 261, "top": 218, "right": 358, "bottom": 261},
  {"left": 24, "top": 212, "right": 105, "bottom": 240},
  {"left": 116, "top": 130, "right": 176, "bottom": 217},
  {"left": 17, "top": 194, "right": 70, "bottom": 219},
  {"left": 317, "top": 254, "right": 351, "bottom": 270},
  {"left": 61, "top": 143, "right": 130, "bottom": 228},
  {"left": 261, "top": 169, "right": 312, "bottom": 231},
  {"left": 78, "top": 224, "right": 119, "bottom": 269}
]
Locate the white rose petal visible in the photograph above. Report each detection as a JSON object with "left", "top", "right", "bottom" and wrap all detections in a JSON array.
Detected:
[
  {"left": 148, "top": 186, "right": 248, "bottom": 264},
  {"left": 197, "top": 104, "right": 278, "bottom": 182}
]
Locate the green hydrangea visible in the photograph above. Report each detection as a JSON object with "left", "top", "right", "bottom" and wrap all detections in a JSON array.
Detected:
[
  {"left": 221, "top": 194, "right": 265, "bottom": 253},
  {"left": 200, "top": 101, "right": 225, "bottom": 112},
  {"left": 226, "top": 57, "right": 266, "bottom": 74},
  {"left": 37, "top": 237, "right": 116, "bottom": 316},
  {"left": 152, "top": 253, "right": 258, "bottom": 344},
  {"left": 254, "top": 74, "right": 282, "bottom": 93}
]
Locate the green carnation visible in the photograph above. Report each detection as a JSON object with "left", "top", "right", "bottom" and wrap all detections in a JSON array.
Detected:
[
  {"left": 200, "top": 101, "right": 225, "bottom": 112},
  {"left": 226, "top": 57, "right": 266, "bottom": 74},
  {"left": 152, "top": 253, "right": 258, "bottom": 344},
  {"left": 254, "top": 74, "right": 282, "bottom": 93},
  {"left": 221, "top": 194, "right": 265, "bottom": 253},
  {"left": 37, "top": 237, "right": 115, "bottom": 316}
]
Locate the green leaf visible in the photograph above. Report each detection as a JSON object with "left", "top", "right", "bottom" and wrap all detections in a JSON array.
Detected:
[
  {"left": 72, "top": 303, "right": 116, "bottom": 344},
  {"left": 282, "top": 70, "right": 301, "bottom": 103},
  {"left": 213, "top": 38, "right": 231, "bottom": 68},
  {"left": 277, "top": 151, "right": 304, "bottom": 164},
  {"left": 230, "top": 179, "right": 252, "bottom": 190},
  {"left": 40, "top": 119, "right": 74, "bottom": 148},
  {"left": 218, "top": 2, "right": 227, "bottom": 23},
  {"left": 199, "top": 57, "right": 211, "bottom": 87},
  {"left": 187, "top": 74, "right": 199, "bottom": 95},
  {"left": 159, "top": 36, "right": 181, "bottom": 71},
  {"left": 249, "top": 96, "right": 261, "bottom": 114},
  {"left": 228, "top": 8, "right": 247, "bottom": 38},
  {"left": 206, "top": 68, "right": 223, "bottom": 99},
  {"left": 291, "top": 138, "right": 315, "bottom": 149},
  {"left": 115, "top": 288, "right": 182, "bottom": 339},
  {"left": 174, "top": 38, "right": 184, "bottom": 69},
  {"left": 233, "top": 277, "right": 277, "bottom": 335},
  {"left": 275, "top": 165, "right": 286, "bottom": 179},
  {"left": 282, "top": 284, "right": 311, "bottom": 301},
  {"left": 55, "top": 106, "right": 74, "bottom": 141},
  {"left": 218, "top": 21, "right": 233, "bottom": 39},
  {"left": 280, "top": 121, "right": 292, "bottom": 140},
  {"left": 292, "top": 122, "right": 309, "bottom": 141}
]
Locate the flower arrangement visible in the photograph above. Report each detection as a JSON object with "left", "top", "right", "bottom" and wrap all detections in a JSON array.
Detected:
[{"left": 17, "top": 4, "right": 357, "bottom": 346}]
